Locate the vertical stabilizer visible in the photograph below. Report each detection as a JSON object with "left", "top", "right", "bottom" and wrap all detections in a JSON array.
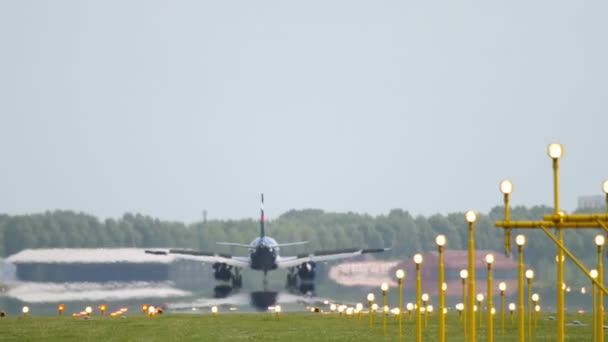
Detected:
[{"left": 260, "top": 193, "right": 265, "bottom": 238}]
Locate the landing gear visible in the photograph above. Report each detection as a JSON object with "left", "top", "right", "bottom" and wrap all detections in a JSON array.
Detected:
[
  {"left": 285, "top": 262, "right": 317, "bottom": 295},
  {"left": 212, "top": 263, "right": 242, "bottom": 298},
  {"left": 231, "top": 268, "right": 243, "bottom": 289}
]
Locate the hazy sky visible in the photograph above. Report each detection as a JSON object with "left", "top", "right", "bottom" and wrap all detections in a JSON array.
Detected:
[{"left": 1, "top": 1, "right": 607, "bottom": 222}]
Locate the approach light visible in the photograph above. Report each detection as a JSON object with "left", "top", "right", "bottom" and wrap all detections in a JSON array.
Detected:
[
  {"left": 381, "top": 282, "right": 389, "bottom": 292},
  {"left": 499, "top": 282, "right": 506, "bottom": 292},
  {"left": 367, "top": 293, "right": 375, "bottom": 302},
  {"left": 330, "top": 304, "right": 337, "bottom": 312},
  {"left": 547, "top": 143, "right": 563, "bottom": 159},
  {"left": 595, "top": 234, "right": 605, "bottom": 246},
  {"left": 515, "top": 234, "right": 526, "bottom": 246},
  {"left": 525, "top": 270, "right": 534, "bottom": 280},
  {"left": 22, "top": 306, "right": 29, "bottom": 316},
  {"left": 465, "top": 210, "right": 477, "bottom": 223},
  {"left": 532, "top": 294, "right": 539, "bottom": 302},
  {"left": 500, "top": 179, "right": 513, "bottom": 194},
  {"left": 356, "top": 303, "right": 363, "bottom": 311},
  {"left": 509, "top": 303, "right": 516, "bottom": 311},
  {"left": 460, "top": 269, "right": 468, "bottom": 279},
  {"left": 396, "top": 269, "right": 405, "bottom": 279},
  {"left": 436, "top": 234, "right": 446, "bottom": 247},
  {"left": 485, "top": 254, "right": 495, "bottom": 264},
  {"left": 422, "top": 293, "right": 429, "bottom": 302},
  {"left": 372, "top": 303, "right": 379, "bottom": 311},
  {"left": 211, "top": 306, "right": 218, "bottom": 315},
  {"left": 85, "top": 306, "right": 92, "bottom": 315},
  {"left": 477, "top": 294, "right": 484, "bottom": 302},
  {"left": 413, "top": 254, "right": 423, "bottom": 264},
  {"left": 602, "top": 180, "right": 608, "bottom": 194},
  {"left": 406, "top": 303, "right": 414, "bottom": 311}
]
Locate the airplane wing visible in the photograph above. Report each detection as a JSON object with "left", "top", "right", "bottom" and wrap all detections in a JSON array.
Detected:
[
  {"left": 276, "top": 247, "right": 390, "bottom": 269},
  {"left": 145, "top": 249, "right": 250, "bottom": 268}
]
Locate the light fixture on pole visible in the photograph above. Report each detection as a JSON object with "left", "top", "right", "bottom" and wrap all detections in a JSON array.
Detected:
[
  {"left": 595, "top": 234, "right": 605, "bottom": 342},
  {"left": 525, "top": 269, "right": 534, "bottom": 341},
  {"left": 477, "top": 294, "right": 484, "bottom": 328},
  {"left": 356, "top": 303, "right": 363, "bottom": 323},
  {"left": 422, "top": 293, "right": 429, "bottom": 329},
  {"left": 460, "top": 268, "right": 468, "bottom": 338},
  {"left": 381, "top": 282, "right": 389, "bottom": 336},
  {"left": 515, "top": 234, "right": 526, "bottom": 342},
  {"left": 436, "top": 234, "right": 447, "bottom": 342},
  {"left": 531, "top": 293, "right": 539, "bottom": 329},
  {"left": 367, "top": 293, "right": 375, "bottom": 329},
  {"left": 406, "top": 303, "right": 414, "bottom": 321},
  {"left": 509, "top": 303, "right": 516, "bottom": 325},
  {"left": 500, "top": 179, "right": 513, "bottom": 256},
  {"left": 547, "top": 142, "right": 565, "bottom": 342},
  {"left": 486, "top": 253, "right": 495, "bottom": 342},
  {"left": 414, "top": 253, "right": 423, "bottom": 342},
  {"left": 396, "top": 269, "right": 405, "bottom": 340},
  {"left": 499, "top": 282, "right": 506, "bottom": 334},
  {"left": 466, "top": 210, "right": 477, "bottom": 342},
  {"left": 591, "top": 269, "right": 598, "bottom": 342}
]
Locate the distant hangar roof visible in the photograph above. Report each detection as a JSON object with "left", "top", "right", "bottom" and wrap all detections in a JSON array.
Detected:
[{"left": 6, "top": 248, "right": 176, "bottom": 264}]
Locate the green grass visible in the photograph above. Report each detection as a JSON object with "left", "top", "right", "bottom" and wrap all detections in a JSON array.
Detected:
[{"left": 0, "top": 312, "right": 600, "bottom": 341}]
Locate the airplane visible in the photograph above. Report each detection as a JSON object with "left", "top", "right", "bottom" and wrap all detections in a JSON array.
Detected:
[{"left": 145, "top": 194, "right": 389, "bottom": 294}]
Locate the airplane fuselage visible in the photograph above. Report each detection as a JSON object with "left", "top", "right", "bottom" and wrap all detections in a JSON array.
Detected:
[{"left": 249, "top": 236, "right": 279, "bottom": 271}]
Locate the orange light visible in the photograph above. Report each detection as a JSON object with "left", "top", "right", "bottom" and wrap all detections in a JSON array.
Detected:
[
  {"left": 99, "top": 304, "right": 106, "bottom": 315},
  {"left": 58, "top": 304, "right": 65, "bottom": 315},
  {"left": 142, "top": 304, "right": 148, "bottom": 313}
]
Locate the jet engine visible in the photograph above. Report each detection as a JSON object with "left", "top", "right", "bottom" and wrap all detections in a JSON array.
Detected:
[
  {"left": 296, "top": 261, "right": 316, "bottom": 281},
  {"left": 213, "top": 263, "right": 232, "bottom": 282}
]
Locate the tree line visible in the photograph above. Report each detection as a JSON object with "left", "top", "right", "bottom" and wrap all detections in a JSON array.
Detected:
[{"left": 0, "top": 206, "right": 603, "bottom": 288}]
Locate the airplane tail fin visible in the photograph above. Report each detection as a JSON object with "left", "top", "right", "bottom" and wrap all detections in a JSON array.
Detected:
[{"left": 260, "top": 193, "right": 265, "bottom": 238}]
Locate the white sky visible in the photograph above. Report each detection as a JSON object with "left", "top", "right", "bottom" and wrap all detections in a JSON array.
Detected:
[{"left": 1, "top": 1, "right": 607, "bottom": 222}]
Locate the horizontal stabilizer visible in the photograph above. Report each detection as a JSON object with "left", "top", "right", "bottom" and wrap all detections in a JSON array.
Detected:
[
  {"left": 276, "top": 241, "right": 309, "bottom": 248},
  {"left": 216, "top": 242, "right": 252, "bottom": 248}
]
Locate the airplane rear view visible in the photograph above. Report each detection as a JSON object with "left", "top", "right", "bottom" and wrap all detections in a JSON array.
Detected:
[{"left": 146, "top": 194, "right": 389, "bottom": 294}]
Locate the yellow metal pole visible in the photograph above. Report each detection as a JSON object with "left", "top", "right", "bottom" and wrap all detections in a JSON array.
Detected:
[
  {"left": 416, "top": 261, "right": 422, "bottom": 342},
  {"left": 439, "top": 244, "right": 446, "bottom": 342},
  {"left": 398, "top": 277, "right": 403, "bottom": 341},
  {"left": 534, "top": 302, "right": 538, "bottom": 328},
  {"left": 527, "top": 277, "right": 532, "bottom": 342},
  {"left": 597, "top": 243, "right": 604, "bottom": 342},
  {"left": 518, "top": 244, "right": 525, "bottom": 342},
  {"left": 422, "top": 300, "right": 429, "bottom": 329},
  {"left": 593, "top": 273, "right": 597, "bottom": 342},
  {"left": 487, "top": 262, "right": 493, "bottom": 342},
  {"left": 462, "top": 275, "right": 467, "bottom": 339},
  {"left": 369, "top": 299, "right": 374, "bottom": 329},
  {"left": 468, "top": 221, "right": 476, "bottom": 342},
  {"left": 479, "top": 297, "right": 483, "bottom": 329},
  {"left": 552, "top": 155, "right": 565, "bottom": 342},
  {"left": 501, "top": 289, "right": 505, "bottom": 334},
  {"left": 382, "top": 290, "right": 387, "bottom": 336}
]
